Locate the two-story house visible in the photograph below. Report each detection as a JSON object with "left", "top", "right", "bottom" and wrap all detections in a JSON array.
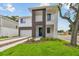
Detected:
[{"left": 19, "top": 5, "right": 58, "bottom": 38}]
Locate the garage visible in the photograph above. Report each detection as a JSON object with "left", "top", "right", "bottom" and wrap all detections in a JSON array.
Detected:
[{"left": 20, "top": 30, "right": 32, "bottom": 37}]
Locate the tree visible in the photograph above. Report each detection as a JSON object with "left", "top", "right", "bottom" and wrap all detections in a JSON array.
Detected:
[
  {"left": 6, "top": 16, "right": 19, "bottom": 22},
  {"left": 9, "top": 16, "right": 19, "bottom": 22},
  {"left": 69, "top": 23, "right": 79, "bottom": 33},
  {"left": 58, "top": 3, "right": 79, "bottom": 46}
]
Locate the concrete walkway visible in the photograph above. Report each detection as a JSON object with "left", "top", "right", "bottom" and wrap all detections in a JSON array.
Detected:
[{"left": 0, "top": 37, "right": 32, "bottom": 52}]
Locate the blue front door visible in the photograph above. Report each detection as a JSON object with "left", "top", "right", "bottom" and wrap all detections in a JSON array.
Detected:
[{"left": 39, "top": 27, "right": 43, "bottom": 36}]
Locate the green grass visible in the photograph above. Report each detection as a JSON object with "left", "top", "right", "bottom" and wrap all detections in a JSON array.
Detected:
[
  {"left": 0, "top": 36, "right": 8, "bottom": 40},
  {"left": 0, "top": 38, "right": 79, "bottom": 56}
]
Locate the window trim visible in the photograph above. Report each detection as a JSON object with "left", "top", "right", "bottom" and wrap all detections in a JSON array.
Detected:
[
  {"left": 47, "top": 13, "right": 51, "bottom": 21},
  {"left": 20, "top": 18, "right": 26, "bottom": 23},
  {"left": 47, "top": 27, "right": 51, "bottom": 33}
]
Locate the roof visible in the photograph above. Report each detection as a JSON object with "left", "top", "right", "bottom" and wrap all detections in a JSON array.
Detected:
[
  {"left": 28, "top": 5, "right": 58, "bottom": 12},
  {"left": 19, "top": 16, "right": 31, "bottom": 19}
]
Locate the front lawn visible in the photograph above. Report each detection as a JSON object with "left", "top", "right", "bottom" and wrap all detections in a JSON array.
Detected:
[{"left": 0, "top": 38, "right": 79, "bottom": 56}]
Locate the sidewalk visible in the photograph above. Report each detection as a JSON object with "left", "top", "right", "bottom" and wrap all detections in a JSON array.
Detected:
[
  {"left": 0, "top": 37, "right": 27, "bottom": 45},
  {"left": 0, "top": 37, "right": 32, "bottom": 52},
  {"left": 58, "top": 35, "right": 79, "bottom": 44}
]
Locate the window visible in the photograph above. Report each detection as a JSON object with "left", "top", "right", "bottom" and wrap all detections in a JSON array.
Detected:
[
  {"left": 16, "top": 26, "right": 18, "bottom": 29},
  {"left": 47, "top": 14, "right": 51, "bottom": 21},
  {"left": 47, "top": 27, "right": 51, "bottom": 33},
  {"left": 20, "top": 18, "right": 26, "bottom": 23}
]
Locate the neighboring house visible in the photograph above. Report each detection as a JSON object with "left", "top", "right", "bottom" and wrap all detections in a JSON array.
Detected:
[
  {"left": 0, "top": 15, "right": 18, "bottom": 37},
  {"left": 19, "top": 5, "right": 58, "bottom": 38}
]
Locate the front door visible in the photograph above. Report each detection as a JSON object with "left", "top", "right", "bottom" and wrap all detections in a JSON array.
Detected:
[{"left": 39, "top": 27, "right": 43, "bottom": 36}]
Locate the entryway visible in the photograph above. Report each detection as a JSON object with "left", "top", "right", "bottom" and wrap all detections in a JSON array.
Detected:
[{"left": 39, "top": 27, "right": 43, "bottom": 36}]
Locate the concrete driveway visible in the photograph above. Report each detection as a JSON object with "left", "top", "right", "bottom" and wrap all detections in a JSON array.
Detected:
[{"left": 0, "top": 37, "right": 32, "bottom": 52}]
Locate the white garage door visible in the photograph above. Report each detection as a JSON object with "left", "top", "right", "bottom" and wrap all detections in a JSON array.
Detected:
[{"left": 20, "top": 30, "right": 32, "bottom": 37}]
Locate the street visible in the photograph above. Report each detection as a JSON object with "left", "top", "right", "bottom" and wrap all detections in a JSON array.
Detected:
[{"left": 58, "top": 35, "right": 79, "bottom": 44}]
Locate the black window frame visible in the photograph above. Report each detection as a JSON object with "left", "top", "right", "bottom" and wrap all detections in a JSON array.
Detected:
[
  {"left": 47, "top": 27, "right": 51, "bottom": 33},
  {"left": 20, "top": 18, "right": 26, "bottom": 23},
  {"left": 47, "top": 14, "right": 51, "bottom": 21}
]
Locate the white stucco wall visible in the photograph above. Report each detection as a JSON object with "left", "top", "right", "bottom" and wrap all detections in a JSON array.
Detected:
[
  {"left": 19, "top": 17, "right": 32, "bottom": 27},
  {"left": 46, "top": 14, "right": 54, "bottom": 25},
  {"left": 19, "top": 17, "right": 32, "bottom": 37},
  {"left": 53, "top": 13, "right": 58, "bottom": 38},
  {"left": 46, "top": 8, "right": 58, "bottom": 38},
  {"left": 46, "top": 13, "right": 58, "bottom": 38},
  {"left": 46, "top": 25, "right": 54, "bottom": 38},
  {"left": 20, "top": 30, "right": 32, "bottom": 37},
  {"left": 0, "top": 27, "right": 18, "bottom": 37}
]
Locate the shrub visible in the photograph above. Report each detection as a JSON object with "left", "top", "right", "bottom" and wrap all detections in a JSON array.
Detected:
[
  {"left": 40, "top": 37, "right": 62, "bottom": 41},
  {"left": 40, "top": 37, "right": 53, "bottom": 41},
  {"left": 0, "top": 36, "right": 8, "bottom": 39}
]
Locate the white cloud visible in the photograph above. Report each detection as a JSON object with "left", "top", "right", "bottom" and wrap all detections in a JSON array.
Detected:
[
  {"left": 5, "top": 4, "right": 15, "bottom": 12},
  {"left": 40, "top": 3, "right": 50, "bottom": 6}
]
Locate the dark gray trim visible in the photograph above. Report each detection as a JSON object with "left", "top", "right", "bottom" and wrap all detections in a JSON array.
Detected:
[
  {"left": 19, "top": 27, "right": 32, "bottom": 30},
  {"left": 32, "top": 8, "right": 46, "bottom": 38},
  {"left": 18, "top": 27, "right": 20, "bottom": 36},
  {"left": 36, "top": 22, "right": 43, "bottom": 25},
  {"left": 32, "top": 10, "right": 36, "bottom": 37},
  {"left": 43, "top": 9, "right": 46, "bottom": 37},
  {"left": 19, "top": 27, "right": 32, "bottom": 36}
]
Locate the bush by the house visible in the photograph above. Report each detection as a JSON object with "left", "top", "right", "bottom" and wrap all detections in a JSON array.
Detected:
[{"left": 40, "top": 37, "right": 62, "bottom": 41}]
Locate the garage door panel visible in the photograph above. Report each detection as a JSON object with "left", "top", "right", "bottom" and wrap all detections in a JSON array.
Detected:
[{"left": 20, "top": 30, "right": 32, "bottom": 37}]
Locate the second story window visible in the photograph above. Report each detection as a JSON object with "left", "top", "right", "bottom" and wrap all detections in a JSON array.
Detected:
[
  {"left": 20, "top": 18, "right": 26, "bottom": 23},
  {"left": 47, "top": 14, "right": 51, "bottom": 21}
]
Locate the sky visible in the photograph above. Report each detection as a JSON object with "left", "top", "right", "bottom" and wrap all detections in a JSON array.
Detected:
[{"left": 0, "top": 3, "right": 70, "bottom": 31}]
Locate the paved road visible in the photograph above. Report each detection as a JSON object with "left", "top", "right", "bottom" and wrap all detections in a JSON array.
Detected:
[{"left": 58, "top": 35, "right": 79, "bottom": 44}]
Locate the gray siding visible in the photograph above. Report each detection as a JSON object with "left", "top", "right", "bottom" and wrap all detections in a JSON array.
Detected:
[
  {"left": 1, "top": 16, "right": 18, "bottom": 29},
  {"left": 0, "top": 15, "right": 18, "bottom": 37}
]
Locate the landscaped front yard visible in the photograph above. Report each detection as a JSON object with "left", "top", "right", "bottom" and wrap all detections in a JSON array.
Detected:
[{"left": 0, "top": 38, "right": 79, "bottom": 56}]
